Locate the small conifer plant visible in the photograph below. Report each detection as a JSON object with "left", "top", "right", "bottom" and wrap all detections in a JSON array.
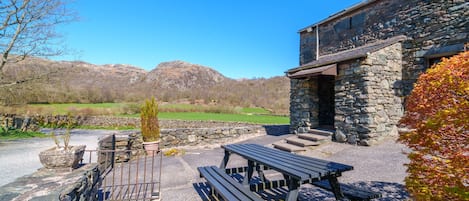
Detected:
[{"left": 140, "top": 97, "right": 160, "bottom": 142}]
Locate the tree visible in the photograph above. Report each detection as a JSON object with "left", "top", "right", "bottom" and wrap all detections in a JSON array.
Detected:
[
  {"left": 0, "top": 0, "right": 74, "bottom": 84},
  {"left": 398, "top": 51, "right": 469, "bottom": 200}
]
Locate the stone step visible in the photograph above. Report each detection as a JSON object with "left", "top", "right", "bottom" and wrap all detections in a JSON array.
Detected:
[
  {"left": 272, "top": 142, "right": 306, "bottom": 153},
  {"left": 285, "top": 137, "right": 321, "bottom": 147},
  {"left": 297, "top": 134, "right": 331, "bottom": 141},
  {"left": 309, "top": 129, "right": 334, "bottom": 136}
]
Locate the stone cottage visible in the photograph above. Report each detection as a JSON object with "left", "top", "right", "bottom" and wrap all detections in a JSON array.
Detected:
[{"left": 286, "top": 0, "right": 468, "bottom": 145}]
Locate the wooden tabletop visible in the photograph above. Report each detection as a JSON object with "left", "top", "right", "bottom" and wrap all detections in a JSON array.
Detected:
[{"left": 222, "top": 143, "right": 353, "bottom": 182}]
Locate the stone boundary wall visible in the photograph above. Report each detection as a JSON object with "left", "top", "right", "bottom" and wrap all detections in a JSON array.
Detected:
[
  {"left": 81, "top": 116, "right": 257, "bottom": 129},
  {"left": 0, "top": 114, "right": 258, "bottom": 130},
  {"left": 0, "top": 114, "right": 39, "bottom": 131},
  {"left": 0, "top": 164, "right": 100, "bottom": 201},
  {"left": 159, "top": 125, "right": 265, "bottom": 148},
  {"left": 59, "top": 164, "right": 100, "bottom": 201},
  {"left": 98, "top": 125, "right": 266, "bottom": 153}
]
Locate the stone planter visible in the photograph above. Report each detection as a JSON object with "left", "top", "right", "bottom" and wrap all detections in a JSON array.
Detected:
[
  {"left": 39, "top": 145, "right": 86, "bottom": 171},
  {"left": 142, "top": 141, "right": 160, "bottom": 156}
]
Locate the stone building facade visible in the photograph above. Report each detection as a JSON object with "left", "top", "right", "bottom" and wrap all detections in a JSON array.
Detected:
[{"left": 287, "top": 0, "right": 468, "bottom": 145}]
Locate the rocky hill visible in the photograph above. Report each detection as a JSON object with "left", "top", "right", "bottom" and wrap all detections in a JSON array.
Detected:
[
  {"left": 0, "top": 58, "right": 290, "bottom": 113},
  {"left": 144, "top": 61, "right": 229, "bottom": 90}
]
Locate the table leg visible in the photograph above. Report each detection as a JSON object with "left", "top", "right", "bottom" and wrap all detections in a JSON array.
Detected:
[
  {"left": 243, "top": 160, "right": 255, "bottom": 186},
  {"left": 256, "top": 164, "right": 266, "bottom": 182},
  {"left": 328, "top": 176, "right": 345, "bottom": 200},
  {"left": 285, "top": 178, "right": 300, "bottom": 201},
  {"left": 219, "top": 150, "right": 230, "bottom": 169}
]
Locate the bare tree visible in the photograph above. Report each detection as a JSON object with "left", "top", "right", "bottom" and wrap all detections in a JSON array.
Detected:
[{"left": 0, "top": 0, "right": 75, "bottom": 83}]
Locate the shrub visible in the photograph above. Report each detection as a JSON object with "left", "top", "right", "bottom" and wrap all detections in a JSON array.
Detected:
[
  {"left": 140, "top": 97, "right": 160, "bottom": 142},
  {"left": 398, "top": 51, "right": 469, "bottom": 200}
]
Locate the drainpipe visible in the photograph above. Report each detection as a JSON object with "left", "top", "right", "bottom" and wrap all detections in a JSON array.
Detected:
[{"left": 316, "top": 25, "right": 319, "bottom": 60}]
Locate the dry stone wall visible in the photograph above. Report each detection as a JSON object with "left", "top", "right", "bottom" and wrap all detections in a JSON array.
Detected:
[
  {"left": 0, "top": 114, "right": 39, "bottom": 131},
  {"left": 99, "top": 125, "right": 265, "bottom": 152},
  {"left": 334, "top": 43, "right": 403, "bottom": 145},
  {"left": 0, "top": 164, "right": 100, "bottom": 201}
]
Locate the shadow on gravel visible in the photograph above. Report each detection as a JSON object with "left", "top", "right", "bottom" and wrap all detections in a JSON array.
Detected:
[
  {"left": 263, "top": 125, "right": 290, "bottom": 136},
  {"left": 299, "top": 181, "right": 411, "bottom": 201}
]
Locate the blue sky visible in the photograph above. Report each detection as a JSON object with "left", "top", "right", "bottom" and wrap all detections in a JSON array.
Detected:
[{"left": 55, "top": 0, "right": 361, "bottom": 79}]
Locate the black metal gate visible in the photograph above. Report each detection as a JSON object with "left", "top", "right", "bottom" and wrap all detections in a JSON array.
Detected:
[{"left": 83, "top": 135, "right": 162, "bottom": 201}]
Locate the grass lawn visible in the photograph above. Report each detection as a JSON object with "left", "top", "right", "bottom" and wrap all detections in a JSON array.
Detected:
[
  {"left": 159, "top": 112, "right": 288, "bottom": 124},
  {"left": 22, "top": 103, "right": 289, "bottom": 125},
  {"left": 0, "top": 129, "right": 48, "bottom": 140},
  {"left": 27, "top": 103, "right": 127, "bottom": 114}
]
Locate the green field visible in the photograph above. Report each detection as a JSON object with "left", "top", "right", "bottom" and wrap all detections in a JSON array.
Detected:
[
  {"left": 19, "top": 103, "right": 289, "bottom": 125},
  {"left": 28, "top": 103, "right": 126, "bottom": 114},
  {"left": 0, "top": 128, "right": 48, "bottom": 140},
  {"left": 160, "top": 112, "right": 287, "bottom": 124}
]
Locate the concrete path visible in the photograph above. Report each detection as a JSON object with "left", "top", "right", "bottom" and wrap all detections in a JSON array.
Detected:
[
  {"left": 158, "top": 133, "right": 411, "bottom": 201},
  {"left": 0, "top": 129, "right": 118, "bottom": 187}
]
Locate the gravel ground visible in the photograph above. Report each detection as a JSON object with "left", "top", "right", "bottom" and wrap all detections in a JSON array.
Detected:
[
  {"left": 296, "top": 137, "right": 411, "bottom": 200},
  {"left": 162, "top": 134, "right": 411, "bottom": 201}
]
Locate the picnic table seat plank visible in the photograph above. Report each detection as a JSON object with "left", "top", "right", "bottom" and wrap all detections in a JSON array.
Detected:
[
  {"left": 235, "top": 144, "right": 336, "bottom": 177},
  {"left": 313, "top": 180, "right": 382, "bottom": 201},
  {"left": 198, "top": 166, "right": 263, "bottom": 201},
  {"left": 223, "top": 143, "right": 311, "bottom": 181}
]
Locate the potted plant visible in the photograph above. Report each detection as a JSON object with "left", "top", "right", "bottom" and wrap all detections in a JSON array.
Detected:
[
  {"left": 38, "top": 114, "right": 86, "bottom": 171},
  {"left": 141, "top": 97, "right": 160, "bottom": 156}
]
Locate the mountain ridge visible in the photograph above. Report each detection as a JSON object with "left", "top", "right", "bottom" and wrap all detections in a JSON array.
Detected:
[{"left": 0, "top": 58, "right": 290, "bottom": 114}]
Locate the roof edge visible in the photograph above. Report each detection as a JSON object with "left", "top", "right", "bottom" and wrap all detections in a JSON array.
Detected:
[{"left": 298, "top": 0, "right": 378, "bottom": 33}]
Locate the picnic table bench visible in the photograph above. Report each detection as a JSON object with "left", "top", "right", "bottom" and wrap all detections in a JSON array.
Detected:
[
  {"left": 198, "top": 166, "right": 263, "bottom": 201},
  {"left": 198, "top": 143, "right": 381, "bottom": 201}
]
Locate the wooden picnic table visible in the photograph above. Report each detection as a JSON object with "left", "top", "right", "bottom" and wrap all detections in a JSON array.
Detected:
[{"left": 220, "top": 143, "right": 354, "bottom": 201}]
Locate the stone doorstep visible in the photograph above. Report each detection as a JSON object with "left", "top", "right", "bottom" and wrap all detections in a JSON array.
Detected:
[
  {"left": 272, "top": 142, "right": 307, "bottom": 153},
  {"left": 308, "top": 129, "right": 334, "bottom": 136},
  {"left": 297, "top": 133, "right": 331, "bottom": 142},
  {"left": 285, "top": 137, "right": 321, "bottom": 147}
]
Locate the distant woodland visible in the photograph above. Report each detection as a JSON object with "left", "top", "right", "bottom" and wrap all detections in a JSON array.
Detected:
[{"left": 0, "top": 58, "right": 290, "bottom": 114}]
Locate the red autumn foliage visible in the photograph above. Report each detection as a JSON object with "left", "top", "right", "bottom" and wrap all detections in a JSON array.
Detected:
[{"left": 398, "top": 51, "right": 469, "bottom": 200}]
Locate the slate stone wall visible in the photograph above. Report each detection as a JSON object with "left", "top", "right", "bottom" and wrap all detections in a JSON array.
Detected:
[
  {"left": 334, "top": 43, "right": 403, "bottom": 145},
  {"left": 105, "top": 125, "right": 265, "bottom": 152},
  {"left": 0, "top": 164, "right": 100, "bottom": 201},
  {"left": 59, "top": 164, "right": 100, "bottom": 201}
]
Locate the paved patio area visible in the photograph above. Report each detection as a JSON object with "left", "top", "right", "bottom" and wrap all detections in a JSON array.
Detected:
[{"left": 158, "top": 132, "right": 411, "bottom": 201}]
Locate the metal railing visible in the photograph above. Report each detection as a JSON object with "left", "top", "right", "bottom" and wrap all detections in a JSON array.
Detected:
[{"left": 82, "top": 149, "right": 162, "bottom": 201}]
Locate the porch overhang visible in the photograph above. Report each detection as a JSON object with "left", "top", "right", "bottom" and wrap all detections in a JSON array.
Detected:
[
  {"left": 287, "top": 64, "right": 337, "bottom": 78},
  {"left": 286, "top": 35, "right": 407, "bottom": 79}
]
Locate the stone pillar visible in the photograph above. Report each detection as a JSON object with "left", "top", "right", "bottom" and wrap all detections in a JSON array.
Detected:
[
  {"left": 289, "top": 78, "right": 319, "bottom": 133},
  {"left": 334, "top": 43, "right": 403, "bottom": 145}
]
